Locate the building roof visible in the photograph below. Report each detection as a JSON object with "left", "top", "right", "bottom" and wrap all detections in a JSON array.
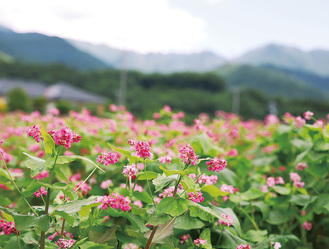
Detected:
[
  {"left": 0, "top": 78, "right": 106, "bottom": 104},
  {"left": 0, "top": 78, "right": 46, "bottom": 97}
]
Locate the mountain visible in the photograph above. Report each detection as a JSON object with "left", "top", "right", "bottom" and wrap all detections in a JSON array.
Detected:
[
  {"left": 234, "top": 44, "right": 329, "bottom": 77},
  {"left": 67, "top": 39, "right": 227, "bottom": 73},
  {"left": 0, "top": 27, "right": 108, "bottom": 70},
  {"left": 216, "top": 64, "right": 328, "bottom": 100}
]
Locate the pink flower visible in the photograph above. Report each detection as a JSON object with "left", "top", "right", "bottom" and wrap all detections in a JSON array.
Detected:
[
  {"left": 304, "top": 111, "right": 313, "bottom": 120},
  {"left": 227, "top": 149, "right": 238, "bottom": 157},
  {"left": 124, "top": 243, "right": 139, "bottom": 249},
  {"left": 50, "top": 127, "right": 81, "bottom": 148},
  {"left": 97, "top": 151, "right": 119, "bottom": 166},
  {"left": 179, "top": 144, "right": 199, "bottom": 165},
  {"left": 266, "top": 177, "right": 276, "bottom": 187},
  {"left": 134, "top": 141, "right": 152, "bottom": 159},
  {"left": 295, "top": 162, "right": 308, "bottom": 171},
  {"left": 237, "top": 244, "right": 251, "bottom": 249},
  {"left": 275, "top": 177, "right": 285, "bottom": 185},
  {"left": 294, "top": 181, "right": 305, "bottom": 188},
  {"left": 132, "top": 200, "right": 143, "bottom": 208},
  {"left": 180, "top": 234, "right": 190, "bottom": 244},
  {"left": 100, "top": 180, "right": 113, "bottom": 189},
  {"left": 75, "top": 181, "right": 91, "bottom": 195},
  {"left": 221, "top": 184, "right": 234, "bottom": 194},
  {"left": 48, "top": 108, "right": 60, "bottom": 116},
  {"left": 0, "top": 220, "right": 19, "bottom": 235},
  {"left": 55, "top": 238, "right": 76, "bottom": 248},
  {"left": 36, "top": 150, "right": 45, "bottom": 158},
  {"left": 153, "top": 112, "right": 161, "bottom": 119},
  {"left": 206, "top": 157, "right": 227, "bottom": 172},
  {"left": 222, "top": 195, "right": 229, "bottom": 201},
  {"left": 96, "top": 193, "right": 131, "bottom": 211},
  {"left": 302, "top": 221, "right": 312, "bottom": 231},
  {"left": 194, "top": 238, "right": 207, "bottom": 247},
  {"left": 33, "top": 186, "right": 47, "bottom": 197},
  {"left": 27, "top": 125, "right": 42, "bottom": 142},
  {"left": 34, "top": 170, "right": 49, "bottom": 180},
  {"left": 294, "top": 116, "right": 306, "bottom": 128},
  {"left": 158, "top": 155, "right": 172, "bottom": 164},
  {"left": 290, "top": 172, "right": 301, "bottom": 182},
  {"left": 188, "top": 192, "right": 204, "bottom": 203},
  {"left": 273, "top": 242, "right": 282, "bottom": 249},
  {"left": 28, "top": 144, "right": 41, "bottom": 152},
  {"left": 217, "top": 213, "right": 233, "bottom": 226},
  {"left": 122, "top": 163, "right": 138, "bottom": 177}
]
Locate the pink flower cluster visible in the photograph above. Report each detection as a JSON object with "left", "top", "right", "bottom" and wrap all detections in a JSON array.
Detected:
[
  {"left": 237, "top": 244, "right": 251, "bottom": 249},
  {"left": 100, "top": 180, "right": 113, "bottom": 189},
  {"left": 180, "top": 234, "right": 190, "bottom": 244},
  {"left": 124, "top": 243, "right": 139, "bottom": 249},
  {"left": 122, "top": 163, "right": 138, "bottom": 177},
  {"left": 74, "top": 181, "right": 91, "bottom": 195},
  {"left": 158, "top": 155, "right": 172, "bottom": 164},
  {"left": 179, "top": 144, "right": 198, "bottom": 165},
  {"left": 194, "top": 238, "right": 207, "bottom": 247},
  {"left": 97, "top": 193, "right": 131, "bottom": 211},
  {"left": 55, "top": 238, "right": 76, "bottom": 248},
  {"left": 129, "top": 140, "right": 153, "bottom": 159},
  {"left": 295, "top": 162, "right": 308, "bottom": 171},
  {"left": 221, "top": 184, "right": 235, "bottom": 194},
  {"left": 304, "top": 111, "right": 314, "bottom": 120},
  {"left": 27, "top": 125, "right": 42, "bottom": 142},
  {"left": 188, "top": 173, "right": 218, "bottom": 185},
  {"left": 96, "top": 151, "right": 119, "bottom": 166},
  {"left": 33, "top": 186, "right": 47, "bottom": 197},
  {"left": 34, "top": 170, "right": 49, "bottom": 180},
  {"left": 266, "top": 176, "right": 285, "bottom": 187},
  {"left": 48, "top": 231, "right": 74, "bottom": 241},
  {"left": 302, "top": 221, "right": 312, "bottom": 231},
  {"left": 290, "top": 172, "right": 305, "bottom": 188},
  {"left": 217, "top": 213, "right": 233, "bottom": 226},
  {"left": 188, "top": 191, "right": 204, "bottom": 203},
  {"left": 0, "top": 147, "right": 13, "bottom": 164},
  {"left": 49, "top": 127, "right": 81, "bottom": 149},
  {"left": 206, "top": 157, "right": 227, "bottom": 172},
  {"left": 159, "top": 186, "right": 182, "bottom": 198},
  {"left": 0, "top": 220, "right": 19, "bottom": 235}
]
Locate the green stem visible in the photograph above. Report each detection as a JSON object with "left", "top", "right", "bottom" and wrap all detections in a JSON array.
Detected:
[
  {"left": 216, "top": 225, "right": 224, "bottom": 247},
  {"left": 178, "top": 166, "right": 208, "bottom": 199},
  {"left": 143, "top": 159, "right": 156, "bottom": 207},
  {"left": 238, "top": 206, "right": 259, "bottom": 230},
  {"left": 0, "top": 153, "right": 39, "bottom": 217},
  {"left": 40, "top": 147, "right": 61, "bottom": 249},
  {"left": 145, "top": 225, "right": 158, "bottom": 249},
  {"left": 173, "top": 175, "right": 182, "bottom": 198},
  {"left": 16, "top": 233, "right": 22, "bottom": 249}
]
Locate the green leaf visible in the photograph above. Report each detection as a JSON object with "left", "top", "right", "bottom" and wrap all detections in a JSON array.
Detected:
[
  {"left": 253, "top": 202, "right": 270, "bottom": 219},
  {"left": 220, "top": 229, "right": 249, "bottom": 249},
  {"left": 314, "top": 194, "right": 329, "bottom": 214},
  {"left": 202, "top": 185, "right": 227, "bottom": 198},
  {"left": 289, "top": 195, "right": 317, "bottom": 207},
  {"left": 49, "top": 197, "right": 98, "bottom": 214},
  {"left": 79, "top": 203, "right": 100, "bottom": 217},
  {"left": 41, "top": 127, "right": 55, "bottom": 155},
  {"left": 15, "top": 214, "right": 50, "bottom": 231},
  {"left": 266, "top": 209, "right": 290, "bottom": 225},
  {"left": 137, "top": 171, "right": 158, "bottom": 180},
  {"left": 252, "top": 156, "right": 276, "bottom": 167},
  {"left": 181, "top": 175, "right": 199, "bottom": 191},
  {"left": 156, "top": 197, "right": 190, "bottom": 217},
  {"left": 144, "top": 219, "right": 174, "bottom": 246},
  {"left": 200, "top": 228, "right": 212, "bottom": 249},
  {"left": 174, "top": 214, "right": 205, "bottom": 230},
  {"left": 314, "top": 141, "right": 329, "bottom": 151},
  {"left": 244, "top": 230, "right": 268, "bottom": 242},
  {"left": 59, "top": 155, "right": 105, "bottom": 172},
  {"left": 53, "top": 166, "right": 69, "bottom": 182},
  {"left": 272, "top": 186, "right": 291, "bottom": 195},
  {"left": 89, "top": 226, "right": 117, "bottom": 245},
  {"left": 133, "top": 191, "right": 154, "bottom": 204},
  {"left": 160, "top": 166, "right": 185, "bottom": 176},
  {"left": 152, "top": 174, "right": 177, "bottom": 192},
  {"left": 220, "top": 168, "right": 238, "bottom": 186},
  {"left": 23, "top": 152, "right": 46, "bottom": 177},
  {"left": 53, "top": 210, "right": 80, "bottom": 227},
  {"left": 148, "top": 213, "right": 172, "bottom": 226},
  {"left": 211, "top": 206, "right": 242, "bottom": 236},
  {"left": 240, "top": 188, "right": 265, "bottom": 201}
]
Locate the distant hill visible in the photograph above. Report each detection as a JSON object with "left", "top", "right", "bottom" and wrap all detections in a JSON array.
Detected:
[
  {"left": 0, "top": 27, "right": 108, "bottom": 70},
  {"left": 262, "top": 65, "right": 329, "bottom": 93},
  {"left": 67, "top": 39, "right": 227, "bottom": 73},
  {"left": 216, "top": 64, "right": 328, "bottom": 100},
  {"left": 234, "top": 44, "right": 329, "bottom": 77}
]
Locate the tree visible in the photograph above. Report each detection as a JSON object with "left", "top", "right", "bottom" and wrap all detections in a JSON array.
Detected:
[{"left": 7, "top": 87, "right": 32, "bottom": 112}]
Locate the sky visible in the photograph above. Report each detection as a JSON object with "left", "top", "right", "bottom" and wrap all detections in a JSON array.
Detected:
[{"left": 0, "top": 0, "right": 328, "bottom": 59}]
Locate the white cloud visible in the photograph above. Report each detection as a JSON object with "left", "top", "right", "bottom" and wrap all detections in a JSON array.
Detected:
[{"left": 0, "top": 0, "right": 206, "bottom": 53}]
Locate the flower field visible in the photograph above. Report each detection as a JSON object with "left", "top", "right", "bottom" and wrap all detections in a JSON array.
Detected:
[{"left": 0, "top": 106, "right": 328, "bottom": 249}]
